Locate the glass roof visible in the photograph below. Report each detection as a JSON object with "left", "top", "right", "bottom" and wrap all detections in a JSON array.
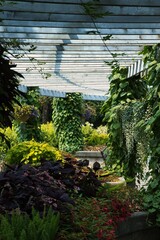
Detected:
[{"left": 1, "top": 0, "right": 160, "bottom": 100}]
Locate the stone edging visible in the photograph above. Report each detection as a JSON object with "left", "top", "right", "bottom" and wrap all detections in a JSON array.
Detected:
[{"left": 116, "top": 211, "right": 160, "bottom": 240}]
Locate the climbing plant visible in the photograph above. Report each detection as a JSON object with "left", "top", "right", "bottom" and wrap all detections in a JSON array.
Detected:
[
  {"left": 138, "top": 44, "right": 160, "bottom": 225},
  {"left": 52, "top": 93, "right": 84, "bottom": 153},
  {"left": 102, "top": 60, "right": 148, "bottom": 179}
]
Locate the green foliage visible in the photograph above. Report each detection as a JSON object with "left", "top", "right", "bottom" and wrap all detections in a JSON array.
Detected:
[
  {"left": 40, "top": 122, "right": 58, "bottom": 147},
  {"left": 82, "top": 122, "right": 108, "bottom": 146},
  {"left": 102, "top": 63, "right": 148, "bottom": 178},
  {"left": 14, "top": 121, "right": 41, "bottom": 142},
  {"left": 25, "top": 88, "right": 41, "bottom": 107},
  {"left": 57, "top": 187, "right": 142, "bottom": 240},
  {"left": 120, "top": 102, "right": 150, "bottom": 178},
  {"left": 0, "top": 35, "right": 50, "bottom": 79},
  {"left": 0, "top": 208, "right": 59, "bottom": 240},
  {"left": 14, "top": 104, "right": 40, "bottom": 123},
  {"left": 104, "top": 44, "right": 160, "bottom": 225},
  {"left": 81, "top": 0, "right": 111, "bottom": 19},
  {"left": 82, "top": 121, "right": 94, "bottom": 137},
  {"left": 0, "top": 126, "right": 18, "bottom": 161},
  {"left": 83, "top": 100, "right": 105, "bottom": 127},
  {"left": 0, "top": 44, "right": 24, "bottom": 129},
  {"left": 0, "top": 130, "right": 8, "bottom": 161},
  {"left": 143, "top": 176, "right": 160, "bottom": 224},
  {"left": 52, "top": 93, "right": 83, "bottom": 153},
  {"left": 13, "top": 89, "right": 41, "bottom": 142},
  {"left": 3, "top": 126, "right": 18, "bottom": 145},
  {"left": 88, "top": 130, "right": 108, "bottom": 146},
  {"left": 138, "top": 44, "right": 160, "bottom": 225},
  {"left": 5, "top": 140, "right": 63, "bottom": 165},
  {"left": 0, "top": 0, "right": 5, "bottom": 7},
  {"left": 103, "top": 34, "right": 112, "bottom": 41}
]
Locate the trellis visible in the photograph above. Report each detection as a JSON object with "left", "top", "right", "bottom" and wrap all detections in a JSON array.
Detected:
[{"left": 1, "top": 0, "right": 160, "bottom": 100}]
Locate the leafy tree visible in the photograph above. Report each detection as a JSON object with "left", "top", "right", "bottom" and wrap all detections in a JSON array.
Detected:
[{"left": 0, "top": 44, "right": 24, "bottom": 129}]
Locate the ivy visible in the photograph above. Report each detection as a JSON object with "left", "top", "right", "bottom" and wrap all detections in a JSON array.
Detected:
[{"left": 52, "top": 93, "right": 84, "bottom": 153}]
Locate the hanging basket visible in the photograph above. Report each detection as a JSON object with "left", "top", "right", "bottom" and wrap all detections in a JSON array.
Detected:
[
  {"left": 16, "top": 114, "right": 31, "bottom": 122},
  {"left": 14, "top": 105, "right": 39, "bottom": 123}
]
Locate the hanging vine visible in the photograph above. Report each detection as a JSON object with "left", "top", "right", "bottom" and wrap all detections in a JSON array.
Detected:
[
  {"left": 102, "top": 61, "right": 148, "bottom": 179},
  {"left": 138, "top": 44, "right": 160, "bottom": 225}
]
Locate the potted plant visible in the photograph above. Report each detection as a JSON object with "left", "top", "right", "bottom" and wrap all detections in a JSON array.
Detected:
[{"left": 95, "top": 168, "right": 126, "bottom": 188}]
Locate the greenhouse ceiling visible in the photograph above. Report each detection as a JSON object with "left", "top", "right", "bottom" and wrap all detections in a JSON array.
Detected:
[{"left": 1, "top": 0, "right": 160, "bottom": 100}]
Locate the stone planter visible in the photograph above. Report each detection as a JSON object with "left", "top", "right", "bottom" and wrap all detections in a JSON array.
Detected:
[
  {"left": 102, "top": 176, "right": 126, "bottom": 188},
  {"left": 116, "top": 211, "right": 160, "bottom": 240},
  {"left": 75, "top": 150, "right": 105, "bottom": 168}
]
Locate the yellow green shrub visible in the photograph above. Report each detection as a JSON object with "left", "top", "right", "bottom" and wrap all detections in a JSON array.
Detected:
[
  {"left": 0, "top": 127, "right": 18, "bottom": 160},
  {"left": 82, "top": 122, "right": 108, "bottom": 146},
  {"left": 86, "top": 131, "right": 108, "bottom": 146},
  {"left": 3, "top": 126, "right": 18, "bottom": 146},
  {"left": 5, "top": 140, "right": 63, "bottom": 166},
  {"left": 40, "top": 122, "right": 58, "bottom": 147}
]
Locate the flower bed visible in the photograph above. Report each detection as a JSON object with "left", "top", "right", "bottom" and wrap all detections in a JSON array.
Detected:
[{"left": 57, "top": 186, "right": 144, "bottom": 240}]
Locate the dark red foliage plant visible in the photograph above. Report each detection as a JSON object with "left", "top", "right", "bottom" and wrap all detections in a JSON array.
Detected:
[{"left": 0, "top": 157, "right": 101, "bottom": 215}]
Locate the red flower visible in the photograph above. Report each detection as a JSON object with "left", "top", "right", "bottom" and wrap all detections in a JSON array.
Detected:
[
  {"left": 103, "top": 207, "right": 109, "bottom": 212},
  {"left": 106, "top": 219, "right": 114, "bottom": 225},
  {"left": 97, "top": 229, "right": 103, "bottom": 239}
]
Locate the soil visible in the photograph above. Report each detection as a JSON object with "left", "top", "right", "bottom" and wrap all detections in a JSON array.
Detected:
[
  {"left": 83, "top": 145, "right": 106, "bottom": 151},
  {"left": 100, "top": 175, "right": 122, "bottom": 183}
]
